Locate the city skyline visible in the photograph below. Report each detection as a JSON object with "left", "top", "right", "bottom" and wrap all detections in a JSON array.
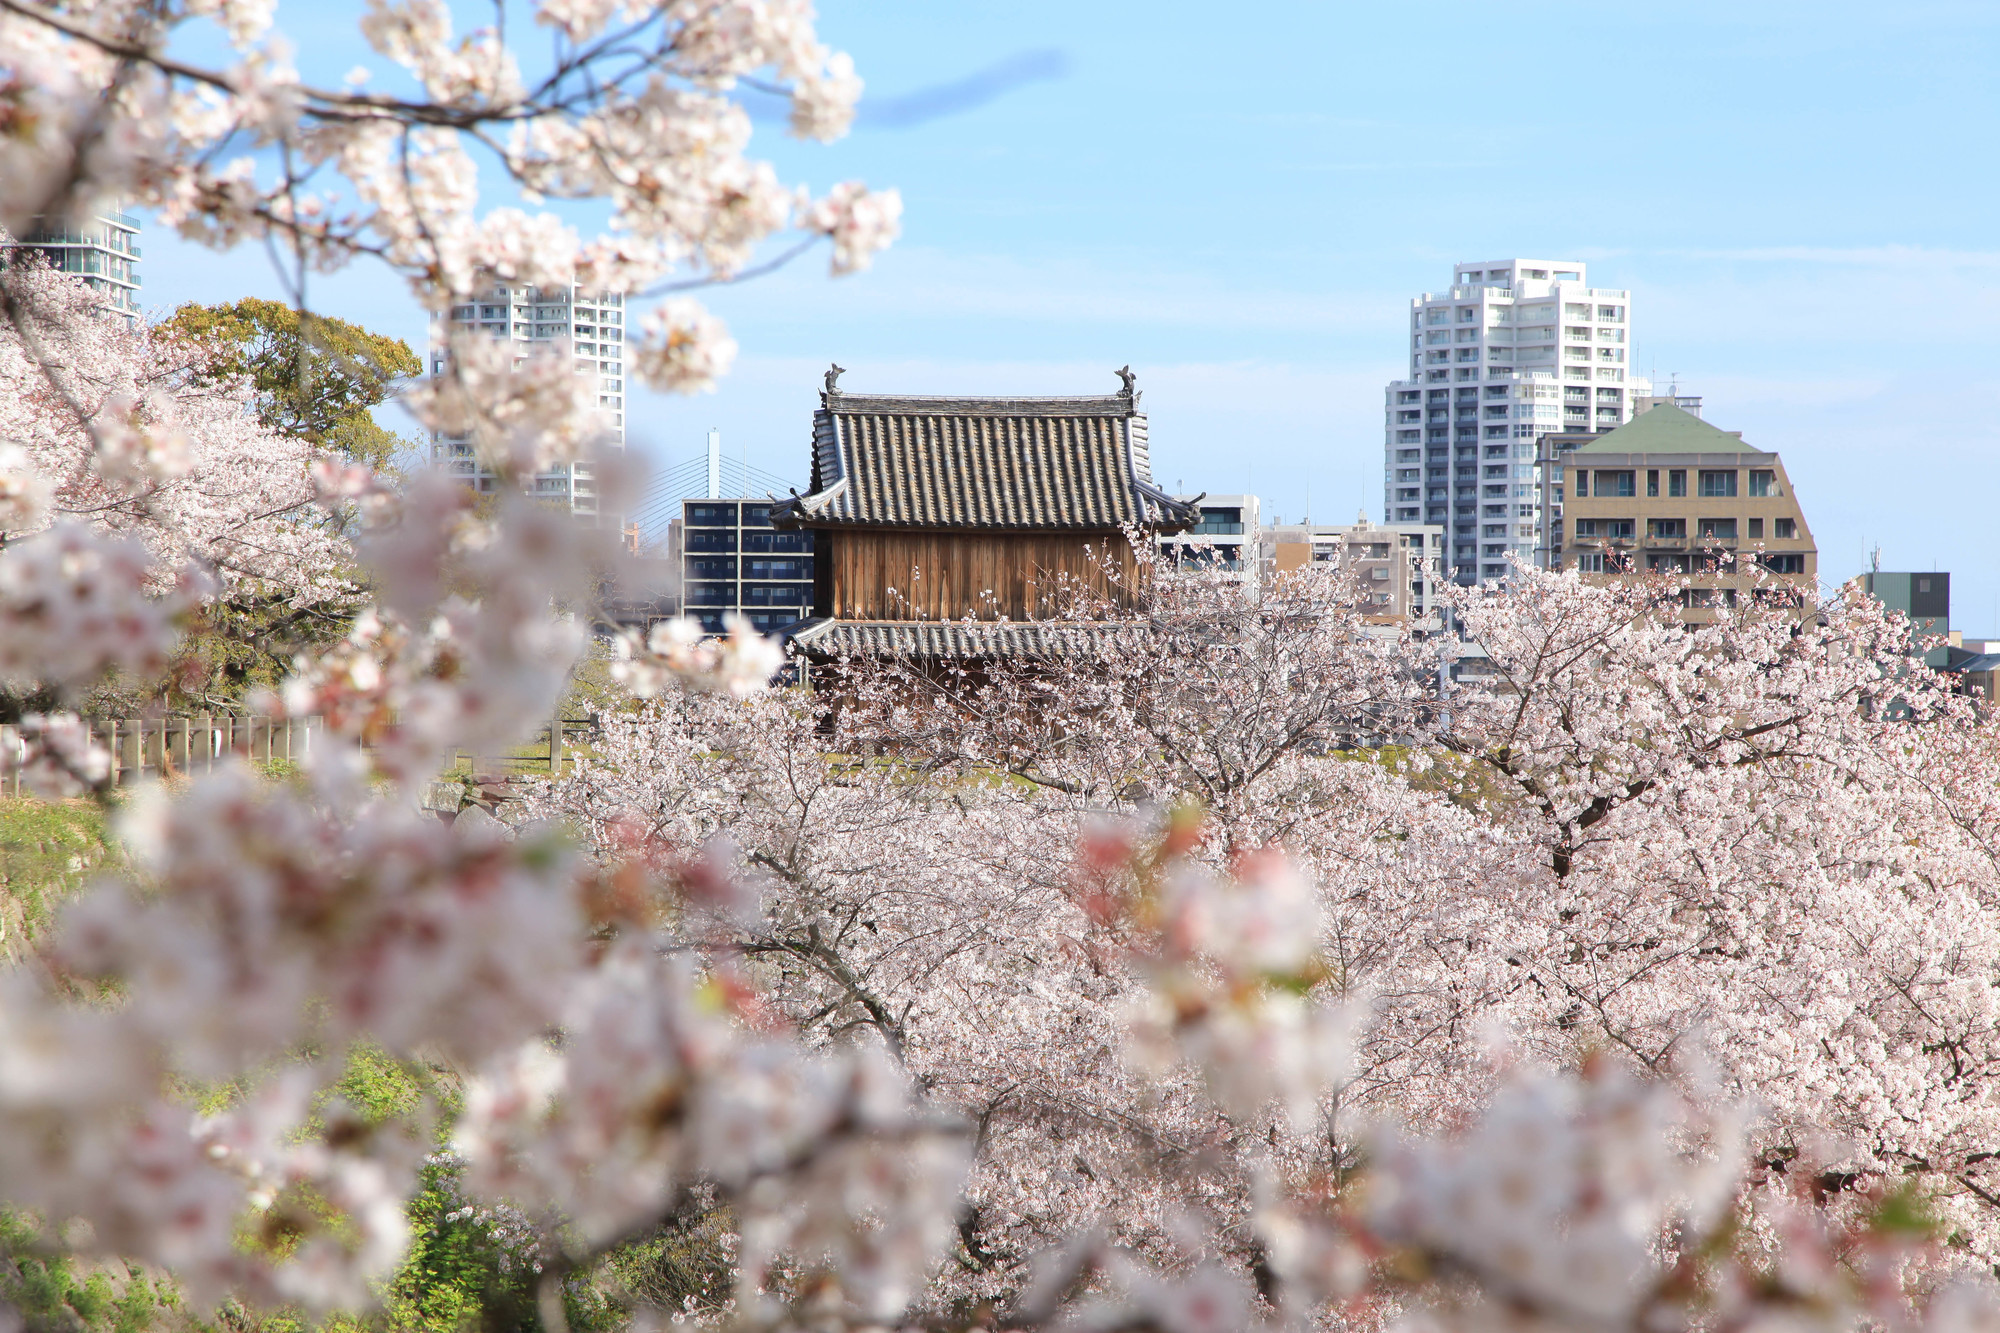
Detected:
[{"left": 128, "top": 0, "right": 2000, "bottom": 632}]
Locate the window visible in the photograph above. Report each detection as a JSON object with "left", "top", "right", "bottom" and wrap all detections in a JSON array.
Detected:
[
  {"left": 1574, "top": 471, "right": 1587, "bottom": 497},
  {"left": 1747, "top": 518, "right": 1763, "bottom": 539},
  {"left": 1668, "top": 469, "right": 1687, "bottom": 497},
  {"left": 742, "top": 582, "right": 808, "bottom": 607},
  {"left": 687, "top": 555, "right": 737, "bottom": 578},
  {"left": 1606, "top": 519, "right": 1635, "bottom": 539},
  {"left": 1576, "top": 552, "right": 1605, "bottom": 572},
  {"left": 1649, "top": 553, "right": 1689, "bottom": 573},
  {"left": 685, "top": 529, "right": 736, "bottom": 552},
  {"left": 1698, "top": 470, "right": 1737, "bottom": 497},
  {"left": 1697, "top": 517, "right": 1737, "bottom": 540},
  {"left": 685, "top": 582, "right": 737, "bottom": 607},
  {"left": 1648, "top": 518, "right": 1685, "bottom": 539},
  {"left": 1594, "top": 470, "right": 1636, "bottom": 497},
  {"left": 1749, "top": 470, "right": 1777, "bottom": 497},
  {"left": 1760, "top": 553, "right": 1805, "bottom": 574},
  {"left": 1459, "top": 306, "right": 1478, "bottom": 322},
  {"left": 1647, "top": 469, "right": 1659, "bottom": 497},
  {"left": 1573, "top": 519, "right": 1597, "bottom": 538},
  {"left": 745, "top": 557, "right": 811, "bottom": 580},
  {"left": 742, "top": 531, "right": 811, "bottom": 552},
  {"left": 1597, "top": 305, "right": 1624, "bottom": 320},
  {"left": 1775, "top": 517, "right": 1797, "bottom": 539}
]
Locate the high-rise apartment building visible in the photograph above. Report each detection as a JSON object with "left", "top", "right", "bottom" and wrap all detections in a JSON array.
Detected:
[
  {"left": 431, "top": 284, "right": 625, "bottom": 518},
  {"left": 9, "top": 210, "right": 142, "bottom": 319},
  {"left": 1384, "top": 259, "right": 1647, "bottom": 584}
]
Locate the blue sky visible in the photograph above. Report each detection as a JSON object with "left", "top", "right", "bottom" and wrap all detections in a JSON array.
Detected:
[{"left": 140, "top": 0, "right": 2000, "bottom": 634}]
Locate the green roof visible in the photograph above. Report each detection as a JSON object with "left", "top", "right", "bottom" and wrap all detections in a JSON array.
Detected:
[{"left": 1567, "top": 404, "right": 1759, "bottom": 454}]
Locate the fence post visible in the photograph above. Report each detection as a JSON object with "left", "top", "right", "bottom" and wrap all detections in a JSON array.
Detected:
[
  {"left": 119, "top": 721, "right": 140, "bottom": 785},
  {"left": 170, "top": 716, "right": 189, "bottom": 776},
  {"left": 549, "top": 713, "right": 562, "bottom": 775},
  {"left": 142, "top": 718, "right": 163, "bottom": 779}
]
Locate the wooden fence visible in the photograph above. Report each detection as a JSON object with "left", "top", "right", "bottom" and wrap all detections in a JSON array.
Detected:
[
  {"left": 1, "top": 715, "right": 601, "bottom": 797},
  {"left": 0, "top": 715, "right": 323, "bottom": 796}
]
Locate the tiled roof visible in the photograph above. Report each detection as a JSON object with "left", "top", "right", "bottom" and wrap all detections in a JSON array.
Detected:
[
  {"left": 786, "top": 617, "right": 1134, "bottom": 660},
  {"left": 772, "top": 372, "right": 1197, "bottom": 532},
  {"left": 1566, "top": 404, "right": 1762, "bottom": 455}
]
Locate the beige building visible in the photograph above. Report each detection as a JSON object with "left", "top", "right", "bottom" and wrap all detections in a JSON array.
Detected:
[
  {"left": 1537, "top": 405, "right": 1816, "bottom": 618},
  {"left": 1263, "top": 513, "right": 1445, "bottom": 629}
]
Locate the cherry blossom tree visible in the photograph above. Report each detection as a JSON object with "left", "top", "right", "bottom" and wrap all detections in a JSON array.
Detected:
[
  {"left": 0, "top": 258, "right": 353, "bottom": 588},
  {"left": 1, "top": 0, "right": 1999, "bottom": 1329}
]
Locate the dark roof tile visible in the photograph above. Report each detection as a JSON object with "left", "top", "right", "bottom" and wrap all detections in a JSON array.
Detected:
[{"left": 773, "top": 378, "right": 1194, "bottom": 532}]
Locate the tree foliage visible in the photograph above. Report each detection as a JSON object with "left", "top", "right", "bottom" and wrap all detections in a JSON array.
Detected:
[{"left": 158, "top": 299, "right": 420, "bottom": 470}]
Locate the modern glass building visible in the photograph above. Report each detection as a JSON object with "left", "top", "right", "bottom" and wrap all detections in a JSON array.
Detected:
[
  {"left": 679, "top": 498, "right": 816, "bottom": 634},
  {"left": 15, "top": 210, "right": 142, "bottom": 319}
]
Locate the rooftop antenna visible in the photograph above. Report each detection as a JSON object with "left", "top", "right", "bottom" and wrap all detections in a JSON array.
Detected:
[
  {"left": 706, "top": 427, "right": 720, "bottom": 499},
  {"left": 1871, "top": 544, "right": 1881, "bottom": 574}
]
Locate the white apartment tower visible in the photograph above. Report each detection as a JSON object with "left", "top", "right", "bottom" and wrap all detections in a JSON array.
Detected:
[
  {"left": 431, "top": 285, "right": 626, "bottom": 519},
  {"left": 10, "top": 210, "right": 143, "bottom": 320},
  {"left": 1383, "top": 259, "right": 1646, "bottom": 583}
]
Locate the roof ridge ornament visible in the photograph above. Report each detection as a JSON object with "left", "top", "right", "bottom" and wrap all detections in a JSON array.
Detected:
[
  {"left": 823, "top": 362, "right": 845, "bottom": 396},
  {"left": 1116, "top": 364, "right": 1139, "bottom": 404}
]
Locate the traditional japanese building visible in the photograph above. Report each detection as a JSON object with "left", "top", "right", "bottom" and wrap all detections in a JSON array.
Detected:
[{"left": 773, "top": 366, "right": 1198, "bottom": 658}]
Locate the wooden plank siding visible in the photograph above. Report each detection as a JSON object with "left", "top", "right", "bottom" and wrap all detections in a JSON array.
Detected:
[{"left": 826, "top": 529, "right": 1140, "bottom": 621}]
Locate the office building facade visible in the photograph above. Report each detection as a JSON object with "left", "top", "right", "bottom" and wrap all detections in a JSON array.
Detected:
[
  {"left": 1861, "top": 570, "right": 1955, "bottom": 669},
  {"left": 1384, "top": 259, "right": 1647, "bottom": 584},
  {"left": 430, "top": 284, "right": 625, "bottom": 518},
  {"left": 1264, "top": 514, "right": 1445, "bottom": 630},
  {"left": 1158, "top": 494, "right": 1262, "bottom": 592},
  {"left": 11, "top": 210, "right": 142, "bottom": 319},
  {"left": 680, "top": 498, "right": 816, "bottom": 635}
]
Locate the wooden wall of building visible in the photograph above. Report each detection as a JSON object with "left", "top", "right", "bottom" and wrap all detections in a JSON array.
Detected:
[{"left": 824, "top": 529, "right": 1140, "bottom": 621}]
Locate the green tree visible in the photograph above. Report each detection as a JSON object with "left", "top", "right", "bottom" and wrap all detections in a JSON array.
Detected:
[{"left": 160, "top": 299, "right": 422, "bottom": 469}]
